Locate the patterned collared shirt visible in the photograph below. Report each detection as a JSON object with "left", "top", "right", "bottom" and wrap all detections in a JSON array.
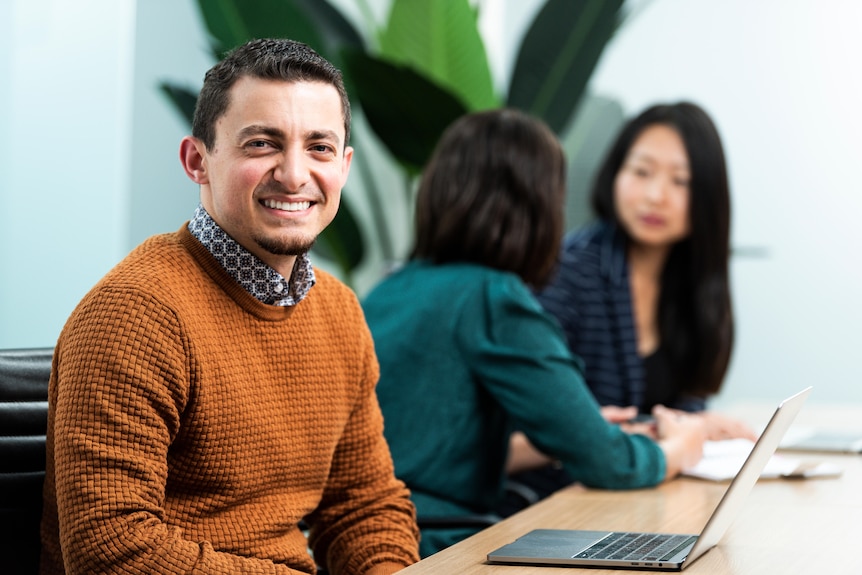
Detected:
[{"left": 187, "top": 204, "right": 315, "bottom": 306}]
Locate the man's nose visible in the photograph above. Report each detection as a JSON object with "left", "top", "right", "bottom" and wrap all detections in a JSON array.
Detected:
[{"left": 273, "top": 148, "right": 310, "bottom": 191}]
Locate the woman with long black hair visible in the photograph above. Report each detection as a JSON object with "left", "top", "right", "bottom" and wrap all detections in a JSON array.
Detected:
[
  {"left": 503, "top": 102, "right": 753, "bottom": 509},
  {"left": 538, "top": 101, "right": 751, "bottom": 428}
]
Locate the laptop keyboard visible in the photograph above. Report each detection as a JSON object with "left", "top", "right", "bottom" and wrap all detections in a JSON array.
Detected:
[{"left": 575, "top": 532, "right": 697, "bottom": 562}]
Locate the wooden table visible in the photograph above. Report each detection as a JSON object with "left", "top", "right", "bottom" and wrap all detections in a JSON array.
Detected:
[{"left": 398, "top": 403, "right": 862, "bottom": 574}]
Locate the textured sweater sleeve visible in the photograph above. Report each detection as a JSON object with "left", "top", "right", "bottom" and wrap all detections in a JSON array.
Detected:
[
  {"left": 458, "top": 274, "right": 666, "bottom": 489},
  {"left": 305, "top": 309, "right": 420, "bottom": 573},
  {"left": 49, "top": 288, "right": 309, "bottom": 574}
]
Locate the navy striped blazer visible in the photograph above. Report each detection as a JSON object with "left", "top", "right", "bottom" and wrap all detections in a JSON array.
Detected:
[{"left": 535, "top": 221, "right": 706, "bottom": 413}]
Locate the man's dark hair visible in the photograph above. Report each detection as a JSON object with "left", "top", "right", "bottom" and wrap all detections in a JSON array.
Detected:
[
  {"left": 192, "top": 38, "right": 351, "bottom": 151},
  {"left": 412, "top": 108, "right": 566, "bottom": 287}
]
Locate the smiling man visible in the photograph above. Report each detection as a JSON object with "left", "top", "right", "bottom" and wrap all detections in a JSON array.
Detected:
[{"left": 40, "top": 39, "right": 419, "bottom": 575}]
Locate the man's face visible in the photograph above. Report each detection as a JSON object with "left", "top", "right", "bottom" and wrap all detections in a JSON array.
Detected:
[{"left": 187, "top": 76, "right": 352, "bottom": 277}]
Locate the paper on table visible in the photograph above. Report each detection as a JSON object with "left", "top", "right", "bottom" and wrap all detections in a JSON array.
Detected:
[{"left": 682, "top": 438, "right": 843, "bottom": 481}]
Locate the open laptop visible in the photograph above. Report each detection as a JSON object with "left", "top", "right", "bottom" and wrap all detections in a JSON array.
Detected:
[
  {"left": 780, "top": 428, "right": 862, "bottom": 454},
  {"left": 487, "top": 387, "right": 812, "bottom": 571}
]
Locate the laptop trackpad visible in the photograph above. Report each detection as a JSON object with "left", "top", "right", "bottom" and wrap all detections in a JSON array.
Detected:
[{"left": 490, "top": 529, "right": 613, "bottom": 559}]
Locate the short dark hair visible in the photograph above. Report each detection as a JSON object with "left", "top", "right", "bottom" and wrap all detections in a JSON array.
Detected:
[
  {"left": 411, "top": 108, "right": 566, "bottom": 287},
  {"left": 192, "top": 38, "right": 351, "bottom": 151},
  {"left": 591, "top": 102, "right": 733, "bottom": 396}
]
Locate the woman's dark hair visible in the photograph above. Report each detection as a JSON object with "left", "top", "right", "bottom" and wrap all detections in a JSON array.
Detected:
[
  {"left": 592, "top": 102, "right": 733, "bottom": 397},
  {"left": 411, "top": 108, "right": 567, "bottom": 287}
]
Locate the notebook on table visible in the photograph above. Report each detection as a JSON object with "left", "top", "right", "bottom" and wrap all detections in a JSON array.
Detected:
[{"left": 486, "top": 387, "right": 812, "bottom": 571}]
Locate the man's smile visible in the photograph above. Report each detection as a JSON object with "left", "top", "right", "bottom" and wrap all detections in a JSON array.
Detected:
[{"left": 262, "top": 199, "right": 312, "bottom": 212}]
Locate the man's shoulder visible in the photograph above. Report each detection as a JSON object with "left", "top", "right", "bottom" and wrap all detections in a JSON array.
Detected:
[
  {"left": 305, "top": 267, "right": 366, "bottom": 325},
  {"left": 102, "top": 231, "right": 196, "bottom": 286},
  {"left": 310, "top": 267, "right": 357, "bottom": 301},
  {"left": 59, "top": 230, "right": 206, "bottom": 347},
  {"left": 77, "top": 230, "right": 205, "bottom": 315}
]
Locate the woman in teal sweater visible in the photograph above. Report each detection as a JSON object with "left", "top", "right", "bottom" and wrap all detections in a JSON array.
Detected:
[{"left": 362, "top": 109, "right": 706, "bottom": 557}]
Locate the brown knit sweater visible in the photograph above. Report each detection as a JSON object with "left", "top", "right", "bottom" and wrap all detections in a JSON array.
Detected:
[{"left": 40, "top": 226, "right": 419, "bottom": 574}]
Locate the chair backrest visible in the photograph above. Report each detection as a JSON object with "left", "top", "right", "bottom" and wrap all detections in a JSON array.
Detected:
[{"left": 0, "top": 348, "right": 53, "bottom": 575}]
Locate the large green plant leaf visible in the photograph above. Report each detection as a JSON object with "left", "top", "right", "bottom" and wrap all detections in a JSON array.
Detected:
[
  {"left": 292, "top": 0, "right": 365, "bottom": 65},
  {"left": 562, "top": 93, "right": 625, "bottom": 230},
  {"left": 314, "top": 193, "right": 365, "bottom": 275},
  {"left": 159, "top": 83, "right": 198, "bottom": 126},
  {"left": 164, "top": 0, "right": 631, "bottom": 285},
  {"left": 379, "top": 0, "right": 498, "bottom": 111},
  {"left": 196, "top": 0, "right": 323, "bottom": 56},
  {"left": 342, "top": 49, "right": 469, "bottom": 174},
  {"left": 507, "top": 0, "right": 623, "bottom": 134}
]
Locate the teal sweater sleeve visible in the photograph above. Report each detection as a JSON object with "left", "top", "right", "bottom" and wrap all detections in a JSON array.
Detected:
[
  {"left": 366, "top": 262, "right": 665, "bottom": 556},
  {"left": 457, "top": 271, "right": 666, "bottom": 489}
]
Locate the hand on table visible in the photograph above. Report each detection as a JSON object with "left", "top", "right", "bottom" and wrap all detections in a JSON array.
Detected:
[
  {"left": 697, "top": 410, "right": 758, "bottom": 441},
  {"left": 600, "top": 405, "right": 638, "bottom": 424},
  {"left": 601, "top": 405, "right": 658, "bottom": 438},
  {"left": 653, "top": 405, "right": 708, "bottom": 478}
]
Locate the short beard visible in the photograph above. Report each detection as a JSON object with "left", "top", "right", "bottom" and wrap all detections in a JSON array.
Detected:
[{"left": 254, "top": 234, "right": 317, "bottom": 257}]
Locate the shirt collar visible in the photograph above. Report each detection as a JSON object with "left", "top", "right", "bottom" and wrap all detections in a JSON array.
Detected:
[{"left": 188, "top": 204, "right": 315, "bottom": 306}]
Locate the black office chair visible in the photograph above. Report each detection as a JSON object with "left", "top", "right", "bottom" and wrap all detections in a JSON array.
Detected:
[
  {"left": 415, "top": 479, "right": 540, "bottom": 531},
  {"left": 0, "top": 348, "right": 53, "bottom": 575}
]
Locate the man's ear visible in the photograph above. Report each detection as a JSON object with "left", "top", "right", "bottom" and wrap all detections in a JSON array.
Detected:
[{"left": 179, "top": 136, "right": 209, "bottom": 184}]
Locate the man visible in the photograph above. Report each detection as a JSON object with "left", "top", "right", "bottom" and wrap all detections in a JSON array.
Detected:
[{"left": 40, "top": 38, "right": 420, "bottom": 575}]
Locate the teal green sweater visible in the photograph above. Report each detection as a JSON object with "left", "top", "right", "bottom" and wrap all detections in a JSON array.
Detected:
[{"left": 363, "top": 261, "right": 665, "bottom": 556}]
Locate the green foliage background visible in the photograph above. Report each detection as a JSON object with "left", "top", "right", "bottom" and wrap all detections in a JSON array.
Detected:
[{"left": 161, "top": 0, "right": 629, "bottom": 288}]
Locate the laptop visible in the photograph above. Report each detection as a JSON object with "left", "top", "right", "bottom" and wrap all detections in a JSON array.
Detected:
[
  {"left": 487, "top": 387, "right": 812, "bottom": 571},
  {"left": 780, "top": 428, "right": 862, "bottom": 454}
]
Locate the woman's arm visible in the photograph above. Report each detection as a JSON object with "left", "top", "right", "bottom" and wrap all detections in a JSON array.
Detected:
[
  {"left": 506, "top": 404, "right": 706, "bottom": 482},
  {"left": 467, "top": 275, "right": 692, "bottom": 490}
]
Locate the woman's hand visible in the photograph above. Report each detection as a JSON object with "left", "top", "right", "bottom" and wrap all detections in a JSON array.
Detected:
[
  {"left": 602, "top": 405, "right": 659, "bottom": 438},
  {"left": 654, "top": 407, "right": 757, "bottom": 441},
  {"left": 653, "top": 405, "right": 707, "bottom": 480},
  {"left": 697, "top": 411, "right": 758, "bottom": 441},
  {"left": 600, "top": 405, "right": 638, "bottom": 424}
]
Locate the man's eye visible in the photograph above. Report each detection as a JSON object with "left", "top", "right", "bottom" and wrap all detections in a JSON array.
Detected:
[
  {"left": 245, "top": 139, "right": 278, "bottom": 151},
  {"left": 311, "top": 144, "right": 332, "bottom": 153}
]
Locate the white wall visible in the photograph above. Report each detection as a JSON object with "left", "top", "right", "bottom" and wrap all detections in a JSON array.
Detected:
[
  {"left": 2, "top": 0, "right": 859, "bottom": 407},
  {"left": 584, "top": 0, "right": 862, "bottom": 405},
  {"left": 128, "top": 0, "right": 211, "bottom": 247},
  {"left": 0, "top": 0, "right": 137, "bottom": 348}
]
